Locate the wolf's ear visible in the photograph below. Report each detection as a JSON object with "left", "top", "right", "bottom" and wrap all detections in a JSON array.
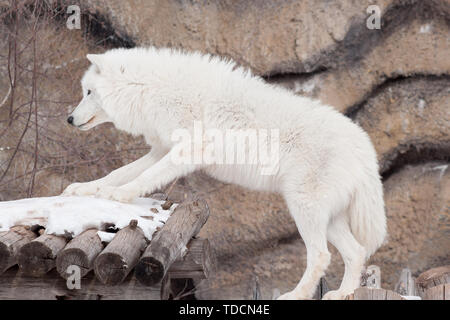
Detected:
[{"left": 86, "top": 54, "right": 103, "bottom": 73}]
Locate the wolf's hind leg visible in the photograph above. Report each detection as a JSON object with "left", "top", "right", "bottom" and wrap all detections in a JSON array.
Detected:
[
  {"left": 278, "top": 195, "right": 331, "bottom": 300},
  {"left": 322, "top": 214, "right": 366, "bottom": 300}
]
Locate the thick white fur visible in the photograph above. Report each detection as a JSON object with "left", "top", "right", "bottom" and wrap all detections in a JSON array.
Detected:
[{"left": 64, "top": 47, "right": 387, "bottom": 300}]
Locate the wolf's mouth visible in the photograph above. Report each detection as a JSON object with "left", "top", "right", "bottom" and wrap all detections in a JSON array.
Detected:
[{"left": 78, "top": 116, "right": 96, "bottom": 128}]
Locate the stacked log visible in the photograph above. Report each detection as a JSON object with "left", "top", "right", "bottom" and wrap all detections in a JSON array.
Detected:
[
  {"left": 56, "top": 229, "right": 104, "bottom": 279},
  {"left": 17, "top": 234, "right": 68, "bottom": 276},
  {"left": 135, "top": 199, "right": 210, "bottom": 286},
  {"left": 94, "top": 220, "right": 147, "bottom": 285},
  {"left": 0, "top": 226, "right": 37, "bottom": 274}
]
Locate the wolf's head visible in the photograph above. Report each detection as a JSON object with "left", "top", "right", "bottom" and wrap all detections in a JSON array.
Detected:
[{"left": 67, "top": 54, "right": 113, "bottom": 130}]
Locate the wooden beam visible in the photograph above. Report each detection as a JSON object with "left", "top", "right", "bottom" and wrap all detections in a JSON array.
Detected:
[
  {"left": 0, "top": 267, "right": 160, "bottom": 300},
  {"left": 135, "top": 199, "right": 210, "bottom": 286},
  {"left": 94, "top": 220, "right": 147, "bottom": 285},
  {"left": 17, "top": 234, "right": 68, "bottom": 276},
  {"left": 0, "top": 226, "right": 37, "bottom": 274},
  {"left": 56, "top": 229, "right": 104, "bottom": 279}
]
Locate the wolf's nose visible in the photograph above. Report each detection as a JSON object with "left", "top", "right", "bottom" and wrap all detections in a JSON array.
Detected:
[{"left": 67, "top": 116, "right": 74, "bottom": 125}]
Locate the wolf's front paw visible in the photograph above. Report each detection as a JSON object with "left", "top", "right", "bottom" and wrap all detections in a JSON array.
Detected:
[
  {"left": 96, "top": 186, "right": 138, "bottom": 203},
  {"left": 62, "top": 182, "right": 101, "bottom": 196}
]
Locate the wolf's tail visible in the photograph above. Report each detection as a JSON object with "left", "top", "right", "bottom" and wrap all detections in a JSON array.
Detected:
[{"left": 348, "top": 174, "right": 387, "bottom": 259}]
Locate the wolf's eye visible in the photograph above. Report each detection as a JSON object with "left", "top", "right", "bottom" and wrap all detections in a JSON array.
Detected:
[{"left": 87, "top": 89, "right": 91, "bottom": 95}]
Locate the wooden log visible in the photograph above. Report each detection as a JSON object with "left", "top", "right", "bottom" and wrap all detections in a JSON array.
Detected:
[
  {"left": 423, "top": 283, "right": 450, "bottom": 300},
  {"left": 56, "top": 229, "right": 104, "bottom": 279},
  {"left": 18, "top": 234, "right": 67, "bottom": 274},
  {"left": 94, "top": 220, "right": 147, "bottom": 285},
  {"left": 0, "top": 226, "right": 37, "bottom": 274},
  {"left": 135, "top": 199, "right": 210, "bottom": 286},
  {"left": 17, "top": 234, "right": 68, "bottom": 276},
  {"left": 416, "top": 265, "right": 450, "bottom": 297},
  {"left": 168, "top": 238, "right": 216, "bottom": 279},
  {"left": 347, "top": 288, "right": 404, "bottom": 300}
]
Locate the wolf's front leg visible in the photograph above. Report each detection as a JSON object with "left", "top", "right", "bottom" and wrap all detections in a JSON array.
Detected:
[
  {"left": 62, "top": 146, "right": 167, "bottom": 197},
  {"left": 96, "top": 145, "right": 199, "bottom": 203}
]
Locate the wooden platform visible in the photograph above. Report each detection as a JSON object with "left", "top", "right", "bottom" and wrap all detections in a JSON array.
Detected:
[{"left": 0, "top": 192, "right": 215, "bottom": 300}]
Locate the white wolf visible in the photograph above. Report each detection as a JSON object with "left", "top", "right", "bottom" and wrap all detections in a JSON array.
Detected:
[{"left": 63, "top": 47, "right": 386, "bottom": 300}]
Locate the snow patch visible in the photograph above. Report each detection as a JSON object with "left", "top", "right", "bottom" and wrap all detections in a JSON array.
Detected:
[
  {"left": 97, "top": 231, "right": 116, "bottom": 243},
  {"left": 401, "top": 295, "right": 422, "bottom": 300},
  {"left": 0, "top": 196, "right": 176, "bottom": 240}
]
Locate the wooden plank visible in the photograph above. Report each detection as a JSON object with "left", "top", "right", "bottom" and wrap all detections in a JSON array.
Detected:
[
  {"left": 0, "top": 226, "right": 37, "bottom": 274},
  {"left": 416, "top": 265, "right": 450, "bottom": 297},
  {"left": 423, "top": 283, "right": 450, "bottom": 300},
  {"left": 371, "top": 288, "right": 388, "bottom": 300},
  {"left": 0, "top": 267, "right": 159, "bottom": 300},
  {"left": 17, "top": 234, "right": 68, "bottom": 276},
  {"left": 386, "top": 290, "right": 404, "bottom": 300},
  {"left": 353, "top": 288, "right": 373, "bottom": 300},
  {"left": 94, "top": 220, "right": 147, "bottom": 285},
  {"left": 135, "top": 199, "right": 210, "bottom": 286},
  {"left": 56, "top": 229, "right": 104, "bottom": 279}
]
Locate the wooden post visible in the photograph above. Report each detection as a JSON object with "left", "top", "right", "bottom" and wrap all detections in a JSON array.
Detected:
[
  {"left": 159, "top": 238, "right": 216, "bottom": 300},
  {"left": 17, "top": 234, "right": 68, "bottom": 276},
  {"left": 0, "top": 226, "right": 37, "bottom": 274},
  {"left": 423, "top": 284, "right": 450, "bottom": 300},
  {"left": 395, "top": 268, "right": 416, "bottom": 296},
  {"left": 94, "top": 220, "right": 147, "bottom": 285},
  {"left": 346, "top": 288, "right": 404, "bottom": 300},
  {"left": 168, "top": 238, "right": 216, "bottom": 279},
  {"left": 56, "top": 229, "right": 104, "bottom": 279},
  {"left": 135, "top": 199, "right": 210, "bottom": 286},
  {"left": 416, "top": 265, "right": 450, "bottom": 298}
]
